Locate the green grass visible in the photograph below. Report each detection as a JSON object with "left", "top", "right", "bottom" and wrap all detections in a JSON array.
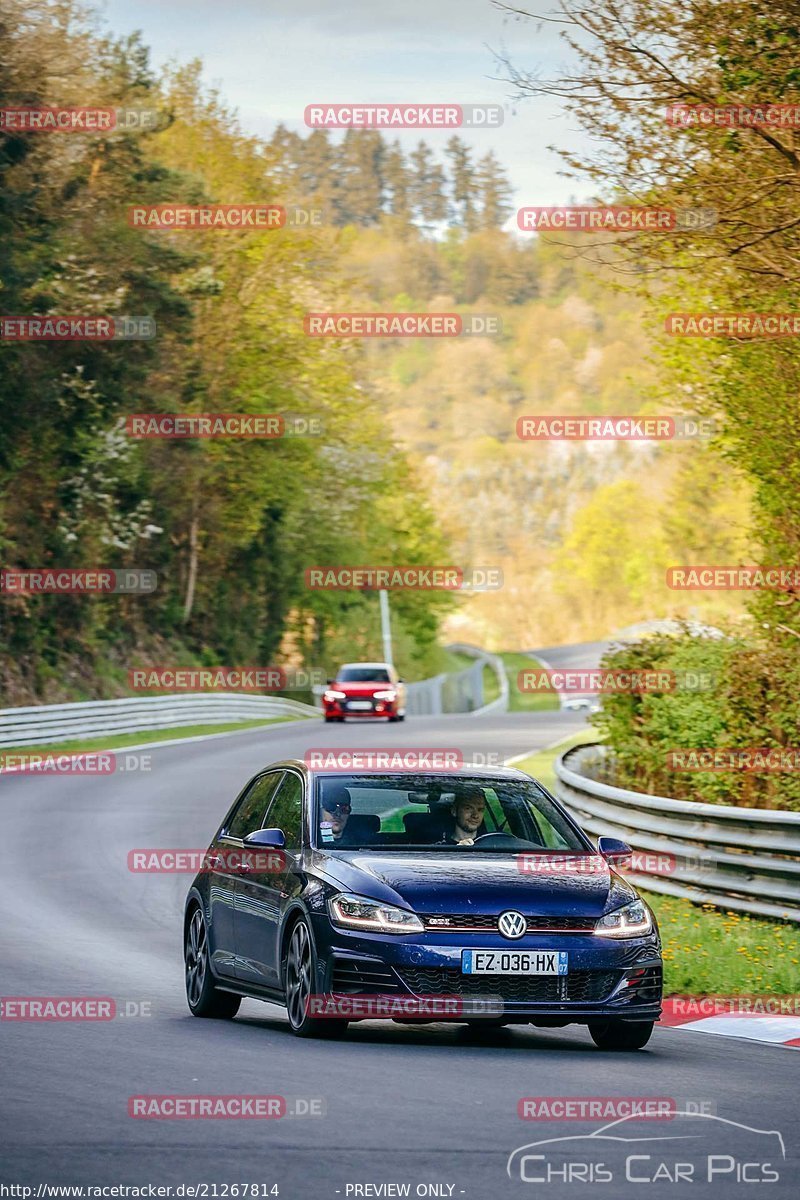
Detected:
[
  {"left": 0, "top": 716, "right": 305, "bottom": 757},
  {"left": 482, "top": 662, "right": 501, "bottom": 705},
  {"left": 436, "top": 648, "right": 478, "bottom": 675},
  {"left": 514, "top": 729, "right": 598, "bottom": 791},
  {"left": 645, "top": 893, "right": 800, "bottom": 996},
  {"left": 514, "top": 732, "right": 800, "bottom": 996},
  {"left": 499, "top": 652, "right": 560, "bottom": 712}
]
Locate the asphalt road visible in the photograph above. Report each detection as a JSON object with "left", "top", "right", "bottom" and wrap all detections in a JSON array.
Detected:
[{"left": 1, "top": 708, "right": 796, "bottom": 1199}]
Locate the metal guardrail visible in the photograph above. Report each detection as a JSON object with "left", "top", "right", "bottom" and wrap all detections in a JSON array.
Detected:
[
  {"left": 554, "top": 743, "right": 800, "bottom": 923},
  {"left": 0, "top": 693, "right": 319, "bottom": 749},
  {"left": 444, "top": 643, "right": 509, "bottom": 716},
  {"left": 0, "top": 645, "right": 508, "bottom": 747}
]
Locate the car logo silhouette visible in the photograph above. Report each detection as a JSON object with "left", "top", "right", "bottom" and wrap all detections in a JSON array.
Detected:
[{"left": 498, "top": 910, "right": 527, "bottom": 939}]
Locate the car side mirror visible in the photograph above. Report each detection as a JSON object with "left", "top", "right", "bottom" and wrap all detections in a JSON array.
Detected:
[
  {"left": 243, "top": 827, "right": 286, "bottom": 849},
  {"left": 597, "top": 836, "right": 631, "bottom": 866},
  {"left": 327, "top": 678, "right": 335, "bottom": 686}
]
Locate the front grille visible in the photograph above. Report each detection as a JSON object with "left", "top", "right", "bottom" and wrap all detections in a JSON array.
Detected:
[
  {"left": 421, "top": 913, "right": 595, "bottom": 933},
  {"left": 330, "top": 956, "right": 401, "bottom": 994},
  {"left": 396, "top": 966, "right": 619, "bottom": 1004}
]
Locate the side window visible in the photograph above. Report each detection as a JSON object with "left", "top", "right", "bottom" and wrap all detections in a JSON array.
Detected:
[
  {"left": 226, "top": 773, "right": 282, "bottom": 840},
  {"left": 264, "top": 772, "right": 304, "bottom": 850}
]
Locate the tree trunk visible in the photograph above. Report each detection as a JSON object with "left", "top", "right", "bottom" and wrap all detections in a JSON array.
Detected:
[{"left": 183, "top": 514, "right": 198, "bottom": 623}]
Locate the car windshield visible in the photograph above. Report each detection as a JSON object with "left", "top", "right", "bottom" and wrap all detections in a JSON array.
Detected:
[
  {"left": 315, "top": 774, "right": 590, "bottom": 852},
  {"left": 337, "top": 667, "right": 391, "bottom": 683}
]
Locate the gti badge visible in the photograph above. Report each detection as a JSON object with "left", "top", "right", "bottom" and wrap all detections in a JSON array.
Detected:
[{"left": 498, "top": 910, "right": 527, "bottom": 939}]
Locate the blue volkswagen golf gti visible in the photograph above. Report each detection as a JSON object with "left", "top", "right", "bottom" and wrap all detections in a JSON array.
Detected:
[{"left": 183, "top": 761, "right": 662, "bottom": 1049}]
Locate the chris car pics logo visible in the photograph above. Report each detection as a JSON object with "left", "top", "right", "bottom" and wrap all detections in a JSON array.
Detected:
[{"left": 507, "top": 1112, "right": 785, "bottom": 1185}]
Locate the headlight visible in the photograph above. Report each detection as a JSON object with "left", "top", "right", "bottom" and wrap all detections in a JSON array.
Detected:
[
  {"left": 373, "top": 689, "right": 396, "bottom": 701},
  {"left": 328, "top": 892, "right": 423, "bottom": 934},
  {"left": 594, "top": 899, "right": 652, "bottom": 938},
  {"left": 324, "top": 689, "right": 346, "bottom": 701}
]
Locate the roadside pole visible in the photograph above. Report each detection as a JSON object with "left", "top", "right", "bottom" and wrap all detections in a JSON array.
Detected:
[{"left": 379, "top": 588, "right": 394, "bottom": 666}]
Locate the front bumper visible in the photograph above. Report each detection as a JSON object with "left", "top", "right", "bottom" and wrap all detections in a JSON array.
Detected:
[
  {"left": 313, "top": 921, "right": 662, "bottom": 1023},
  {"left": 323, "top": 698, "right": 398, "bottom": 719}
]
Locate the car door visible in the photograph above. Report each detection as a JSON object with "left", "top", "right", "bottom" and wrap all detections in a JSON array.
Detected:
[
  {"left": 208, "top": 771, "right": 283, "bottom": 978},
  {"left": 234, "top": 769, "right": 305, "bottom": 989}
]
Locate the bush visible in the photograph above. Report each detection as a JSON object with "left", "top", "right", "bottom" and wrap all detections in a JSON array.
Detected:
[{"left": 591, "top": 626, "right": 800, "bottom": 810}]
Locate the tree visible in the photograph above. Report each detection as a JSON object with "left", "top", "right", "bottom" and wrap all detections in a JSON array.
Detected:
[
  {"left": 474, "top": 150, "right": 513, "bottom": 229},
  {"left": 409, "top": 142, "right": 447, "bottom": 227},
  {"left": 445, "top": 135, "right": 478, "bottom": 229}
]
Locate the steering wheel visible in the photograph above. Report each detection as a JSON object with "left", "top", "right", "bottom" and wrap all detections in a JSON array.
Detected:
[{"left": 470, "top": 831, "right": 523, "bottom": 848}]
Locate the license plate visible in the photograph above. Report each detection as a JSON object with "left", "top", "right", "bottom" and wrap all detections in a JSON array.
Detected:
[
  {"left": 347, "top": 700, "right": 373, "bottom": 710},
  {"left": 461, "top": 950, "right": 568, "bottom": 975}
]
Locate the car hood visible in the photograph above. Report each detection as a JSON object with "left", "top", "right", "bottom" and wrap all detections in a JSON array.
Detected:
[{"left": 310, "top": 850, "right": 635, "bottom": 919}]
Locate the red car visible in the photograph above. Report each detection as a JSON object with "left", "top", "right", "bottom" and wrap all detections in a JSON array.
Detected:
[{"left": 322, "top": 661, "right": 407, "bottom": 723}]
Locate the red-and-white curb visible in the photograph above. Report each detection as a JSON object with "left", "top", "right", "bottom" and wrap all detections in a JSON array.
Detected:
[{"left": 660, "top": 998, "right": 800, "bottom": 1048}]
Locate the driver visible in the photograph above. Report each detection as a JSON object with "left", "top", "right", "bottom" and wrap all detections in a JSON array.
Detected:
[{"left": 441, "top": 787, "right": 486, "bottom": 846}]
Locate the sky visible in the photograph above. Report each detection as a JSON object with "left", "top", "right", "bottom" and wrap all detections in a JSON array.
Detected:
[{"left": 99, "top": 0, "right": 595, "bottom": 210}]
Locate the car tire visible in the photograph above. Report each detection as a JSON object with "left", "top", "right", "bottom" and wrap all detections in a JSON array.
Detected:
[
  {"left": 184, "top": 906, "right": 241, "bottom": 1019},
  {"left": 588, "top": 1019, "right": 655, "bottom": 1050},
  {"left": 284, "top": 918, "right": 349, "bottom": 1039}
]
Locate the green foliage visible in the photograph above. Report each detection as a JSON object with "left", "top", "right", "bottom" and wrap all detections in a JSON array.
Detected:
[
  {"left": 0, "top": 1, "right": 455, "bottom": 702},
  {"left": 591, "top": 630, "right": 800, "bottom": 810}
]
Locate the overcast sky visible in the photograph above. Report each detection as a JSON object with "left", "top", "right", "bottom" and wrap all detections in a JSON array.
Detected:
[{"left": 101, "top": 0, "right": 594, "bottom": 210}]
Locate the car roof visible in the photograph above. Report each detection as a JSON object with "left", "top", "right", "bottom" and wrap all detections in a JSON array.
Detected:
[{"left": 261, "top": 758, "right": 533, "bottom": 782}]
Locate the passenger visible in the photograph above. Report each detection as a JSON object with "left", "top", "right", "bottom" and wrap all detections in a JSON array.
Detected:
[{"left": 320, "top": 786, "right": 353, "bottom": 844}]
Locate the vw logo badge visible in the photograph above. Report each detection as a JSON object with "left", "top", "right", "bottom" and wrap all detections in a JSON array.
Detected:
[{"left": 498, "top": 910, "right": 527, "bottom": 940}]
